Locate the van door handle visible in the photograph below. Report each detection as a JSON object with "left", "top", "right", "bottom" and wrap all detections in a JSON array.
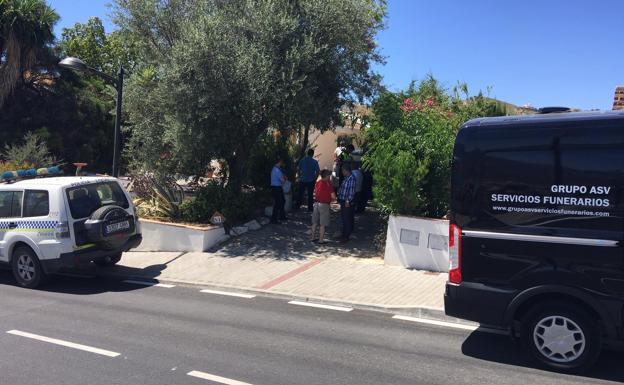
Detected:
[{"left": 8, "top": 222, "right": 17, "bottom": 229}]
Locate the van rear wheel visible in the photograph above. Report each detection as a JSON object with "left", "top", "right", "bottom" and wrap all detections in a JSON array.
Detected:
[
  {"left": 520, "top": 302, "right": 601, "bottom": 373},
  {"left": 11, "top": 247, "right": 46, "bottom": 289}
]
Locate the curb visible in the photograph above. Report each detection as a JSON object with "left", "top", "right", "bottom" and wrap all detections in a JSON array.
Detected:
[{"left": 100, "top": 271, "right": 477, "bottom": 327}]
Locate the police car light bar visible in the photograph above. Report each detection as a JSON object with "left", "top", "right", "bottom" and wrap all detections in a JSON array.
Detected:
[{"left": 1, "top": 165, "right": 63, "bottom": 183}]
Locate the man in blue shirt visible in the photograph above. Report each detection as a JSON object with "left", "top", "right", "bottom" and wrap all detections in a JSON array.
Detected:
[
  {"left": 337, "top": 163, "right": 356, "bottom": 242},
  {"left": 270, "top": 157, "right": 287, "bottom": 224},
  {"left": 296, "top": 148, "right": 320, "bottom": 211}
]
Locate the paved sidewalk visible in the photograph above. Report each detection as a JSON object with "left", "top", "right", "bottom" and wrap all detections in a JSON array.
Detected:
[
  {"left": 95, "top": 207, "right": 451, "bottom": 320},
  {"left": 105, "top": 251, "right": 448, "bottom": 314},
  {"left": 215, "top": 205, "right": 387, "bottom": 259}
]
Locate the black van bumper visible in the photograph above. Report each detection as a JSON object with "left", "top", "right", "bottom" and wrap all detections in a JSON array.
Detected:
[
  {"left": 41, "top": 234, "right": 142, "bottom": 274},
  {"left": 445, "top": 282, "right": 516, "bottom": 327}
]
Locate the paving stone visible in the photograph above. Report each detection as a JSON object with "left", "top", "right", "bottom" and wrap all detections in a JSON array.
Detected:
[
  {"left": 231, "top": 226, "right": 249, "bottom": 236},
  {"left": 117, "top": 208, "right": 446, "bottom": 310},
  {"left": 244, "top": 220, "right": 262, "bottom": 230}
]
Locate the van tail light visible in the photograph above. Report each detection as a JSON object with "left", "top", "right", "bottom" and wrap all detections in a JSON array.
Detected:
[
  {"left": 449, "top": 223, "right": 462, "bottom": 284},
  {"left": 55, "top": 221, "right": 70, "bottom": 239}
]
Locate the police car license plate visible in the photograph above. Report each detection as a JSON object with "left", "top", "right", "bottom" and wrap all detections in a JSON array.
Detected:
[{"left": 106, "top": 220, "right": 130, "bottom": 234}]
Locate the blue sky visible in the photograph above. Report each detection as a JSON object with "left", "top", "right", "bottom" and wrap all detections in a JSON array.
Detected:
[{"left": 50, "top": 0, "right": 624, "bottom": 110}]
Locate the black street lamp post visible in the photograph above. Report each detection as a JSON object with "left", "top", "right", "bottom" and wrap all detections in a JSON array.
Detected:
[
  {"left": 112, "top": 66, "right": 124, "bottom": 178},
  {"left": 59, "top": 57, "right": 124, "bottom": 178}
]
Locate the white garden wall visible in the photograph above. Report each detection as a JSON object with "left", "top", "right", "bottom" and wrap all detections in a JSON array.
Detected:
[
  {"left": 384, "top": 215, "right": 449, "bottom": 272},
  {"left": 136, "top": 219, "right": 225, "bottom": 252}
]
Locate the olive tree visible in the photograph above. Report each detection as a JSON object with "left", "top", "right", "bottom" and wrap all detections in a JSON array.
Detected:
[{"left": 113, "top": 0, "right": 386, "bottom": 192}]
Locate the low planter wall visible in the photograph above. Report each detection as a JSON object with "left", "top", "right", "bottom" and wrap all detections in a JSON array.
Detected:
[
  {"left": 136, "top": 219, "right": 226, "bottom": 252},
  {"left": 384, "top": 215, "right": 449, "bottom": 272}
]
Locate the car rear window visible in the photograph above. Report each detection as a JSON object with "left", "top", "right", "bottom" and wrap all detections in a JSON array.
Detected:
[{"left": 66, "top": 182, "right": 129, "bottom": 219}]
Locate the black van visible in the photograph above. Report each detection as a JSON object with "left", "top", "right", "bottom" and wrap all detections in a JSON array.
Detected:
[{"left": 444, "top": 110, "right": 624, "bottom": 372}]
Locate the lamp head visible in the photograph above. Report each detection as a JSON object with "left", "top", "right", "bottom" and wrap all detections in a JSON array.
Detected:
[{"left": 58, "top": 57, "right": 88, "bottom": 72}]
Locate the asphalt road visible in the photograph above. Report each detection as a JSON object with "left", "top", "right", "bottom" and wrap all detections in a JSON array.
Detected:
[{"left": 0, "top": 271, "right": 621, "bottom": 385}]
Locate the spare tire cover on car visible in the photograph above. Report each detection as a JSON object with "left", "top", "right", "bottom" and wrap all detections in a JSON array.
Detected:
[{"left": 85, "top": 205, "right": 134, "bottom": 250}]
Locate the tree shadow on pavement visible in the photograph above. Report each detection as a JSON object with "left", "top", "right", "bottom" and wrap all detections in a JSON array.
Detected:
[
  {"left": 461, "top": 331, "right": 624, "bottom": 382},
  {"left": 211, "top": 206, "right": 385, "bottom": 261}
]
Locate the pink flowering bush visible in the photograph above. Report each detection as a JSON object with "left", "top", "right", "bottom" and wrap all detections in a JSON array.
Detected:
[{"left": 363, "top": 75, "right": 506, "bottom": 217}]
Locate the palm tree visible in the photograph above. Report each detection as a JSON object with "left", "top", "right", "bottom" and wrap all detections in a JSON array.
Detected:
[{"left": 0, "top": 0, "right": 59, "bottom": 106}]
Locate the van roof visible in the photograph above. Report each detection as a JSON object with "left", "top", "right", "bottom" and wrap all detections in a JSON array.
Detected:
[
  {"left": 2, "top": 176, "right": 117, "bottom": 189},
  {"left": 463, "top": 110, "right": 624, "bottom": 128}
]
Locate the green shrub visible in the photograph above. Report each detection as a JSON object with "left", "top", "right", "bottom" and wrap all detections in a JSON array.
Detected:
[
  {"left": 129, "top": 174, "right": 185, "bottom": 220},
  {"left": 363, "top": 76, "right": 506, "bottom": 218},
  {"left": 180, "top": 182, "right": 261, "bottom": 225},
  {"left": 2, "top": 132, "right": 59, "bottom": 167}
]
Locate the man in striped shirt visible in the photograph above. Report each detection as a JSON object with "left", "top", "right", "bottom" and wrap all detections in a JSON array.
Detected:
[{"left": 337, "top": 164, "right": 356, "bottom": 242}]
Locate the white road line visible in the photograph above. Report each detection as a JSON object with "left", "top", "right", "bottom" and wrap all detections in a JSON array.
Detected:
[
  {"left": 123, "top": 280, "right": 175, "bottom": 288},
  {"left": 199, "top": 289, "right": 256, "bottom": 299},
  {"left": 288, "top": 300, "right": 353, "bottom": 312},
  {"left": 6, "top": 330, "right": 120, "bottom": 357},
  {"left": 392, "top": 315, "right": 508, "bottom": 335},
  {"left": 187, "top": 370, "right": 253, "bottom": 385},
  {"left": 392, "top": 315, "right": 477, "bottom": 331}
]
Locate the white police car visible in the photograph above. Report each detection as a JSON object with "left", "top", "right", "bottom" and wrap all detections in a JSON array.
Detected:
[{"left": 0, "top": 176, "right": 142, "bottom": 288}]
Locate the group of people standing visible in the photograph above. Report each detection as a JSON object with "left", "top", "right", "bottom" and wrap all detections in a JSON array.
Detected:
[{"left": 270, "top": 146, "right": 366, "bottom": 244}]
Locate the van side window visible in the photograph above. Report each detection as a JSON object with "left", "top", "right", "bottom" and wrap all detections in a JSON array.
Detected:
[
  {"left": 0, "top": 191, "right": 22, "bottom": 218},
  {"left": 476, "top": 150, "right": 552, "bottom": 230},
  {"left": 476, "top": 146, "right": 624, "bottom": 235},
  {"left": 23, "top": 190, "right": 50, "bottom": 217}
]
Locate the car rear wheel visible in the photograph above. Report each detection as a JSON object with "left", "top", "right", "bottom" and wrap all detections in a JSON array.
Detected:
[
  {"left": 93, "top": 253, "right": 122, "bottom": 267},
  {"left": 12, "top": 247, "right": 46, "bottom": 289},
  {"left": 521, "top": 301, "right": 601, "bottom": 373}
]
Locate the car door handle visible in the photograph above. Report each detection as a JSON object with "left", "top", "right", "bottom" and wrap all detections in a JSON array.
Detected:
[{"left": 8, "top": 222, "right": 17, "bottom": 229}]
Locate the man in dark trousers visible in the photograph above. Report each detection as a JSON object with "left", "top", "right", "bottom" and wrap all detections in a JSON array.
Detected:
[
  {"left": 270, "top": 157, "right": 287, "bottom": 224},
  {"left": 337, "top": 164, "right": 356, "bottom": 243},
  {"left": 352, "top": 162, "right": 364, "bottom": 213},
  {"left": 296, "top": 148, "right": 320, "bottom": 211}
]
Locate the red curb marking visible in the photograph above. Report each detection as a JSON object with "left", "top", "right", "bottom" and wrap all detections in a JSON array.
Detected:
[{"left": 257, "top": 258, "right": 324, "bottom": 290}]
